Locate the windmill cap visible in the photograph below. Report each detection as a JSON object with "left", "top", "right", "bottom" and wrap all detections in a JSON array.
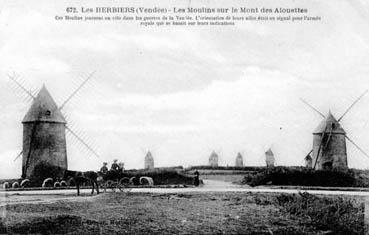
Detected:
[
  {"left": 265, "top": 148, "right": 274, "bottom": 155},
  {"left": 210, "top": 151, "right": 218, "bottom": 157},
  {"left": 22, "top": 86, "right": 66, "bottom": 124},
  {"left": 145, "top": 151, "right": 153, "bottom": 158},
  {"left": 313, "top": 112, "right": 345, "bottom": 134}
]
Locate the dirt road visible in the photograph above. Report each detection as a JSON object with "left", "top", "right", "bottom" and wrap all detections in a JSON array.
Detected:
[{"left": 1, "top": 180, "right": 369, "bottom": 207}]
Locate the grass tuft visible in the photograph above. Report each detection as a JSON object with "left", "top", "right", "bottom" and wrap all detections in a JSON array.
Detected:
[{"left": 276, "top": 192, "right": 364, "bottom": 235}]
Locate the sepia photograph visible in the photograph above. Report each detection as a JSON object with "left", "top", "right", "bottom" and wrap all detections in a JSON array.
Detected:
[{"left": 0, "top": 0, "right": 369, "bottom": 234}]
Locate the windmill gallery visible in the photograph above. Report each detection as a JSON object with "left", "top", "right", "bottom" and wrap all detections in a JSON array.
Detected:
[{"left": 4, "top": 73, "right": 369, "bottom": 188}]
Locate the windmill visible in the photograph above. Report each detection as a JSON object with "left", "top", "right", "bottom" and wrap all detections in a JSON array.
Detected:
[
  {"left": 144, "top": 150, "right": 154, "bottom": 169},
  {"left": 140, "top": 147, "right": 156, "bottom": 170},
  {"left": 304, "top": 150, "right": 313, "bottom": 168},
  {"left": 208, "top": 150, "right": 219, "bottom": 167},
  {"left": 265, "top": 147, "right": 275, "bottom": 167},
  {"left": 235, "top": 152, "right": 244, "bottom": 167},
  {"left": 300, "top": 90, "right": 369, "bottom": 170},
  {"left": 9, "top": 72, "right": 100, "bottom": 179}
]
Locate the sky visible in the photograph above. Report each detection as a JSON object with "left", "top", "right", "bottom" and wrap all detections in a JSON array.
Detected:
[{"left": 0, "top": 0, "right": 369, "bottom": 178}]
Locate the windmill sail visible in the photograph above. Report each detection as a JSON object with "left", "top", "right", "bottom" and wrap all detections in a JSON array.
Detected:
[
  {"left": 10, "top": 72, "right": 100, "bottom": 180},
  {"left": 338, "top": 90, "right": 368, "bottom": 122},
  {"left": 304, "top": 90, "right": 369, "bottom": 170},
  {"left": 21, "top": 86, "right": 68, "bottom": 179}
]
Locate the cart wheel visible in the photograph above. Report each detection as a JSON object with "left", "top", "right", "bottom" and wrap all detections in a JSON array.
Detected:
[
  {"left": 105, "top": 180, "right": 116, "bottom": 192},
  {"left": 120, "top": 182, "right": 132, "bottom": 193},
  {"left": 119, "top": 178, "right": 130, "bottom": 187},
  {"left": 117, "top": 183, "right": 123, "bottom": 192}
]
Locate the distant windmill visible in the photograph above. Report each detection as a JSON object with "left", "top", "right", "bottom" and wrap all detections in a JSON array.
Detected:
[
  {"left": 265, "top": 147, "right": 275, "bottom": 167},
  {"left": 300, "top": 90, "right": 369, "bottom": 170},
  {"left": 9, "top": 72, "right": 100, "bottom": 179},
  {"left": 304, "top": 150, "right": 313, "bottom": 168},
  {"left": 144, "top": 151, "right": 154, "bottom": 169},
  {"left": 209, "top": 151, "right": 219, "bottom": 167},
  {"left": 235, "top": 152, "right": 244, "bottom": 167}
]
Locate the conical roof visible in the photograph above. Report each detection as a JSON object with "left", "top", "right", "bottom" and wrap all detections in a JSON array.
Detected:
[
  {"left": 236, "top": 152, "right": 243, "bottom": 159},
  {"left": 265, "top": 148, "right": 274, "bottom": 156},
  {"left": 22, "top": 85, "right": 66, "bottom": 123},
  {"left": 235, "top": 152, "right": 243, "bottom": 166},
  {"left": 313, "top": 111, "right": 345, "bottom": 134},
  {"left": 145, "top": 151, "right": 153, "bottom": 159},
  {"left": 210, "top": 151, "right": 218, "bottom": 158}
]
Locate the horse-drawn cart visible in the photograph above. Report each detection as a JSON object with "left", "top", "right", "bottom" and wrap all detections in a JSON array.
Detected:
[{"left": 98, "top": 171, "right": 134, "bottom": 192}]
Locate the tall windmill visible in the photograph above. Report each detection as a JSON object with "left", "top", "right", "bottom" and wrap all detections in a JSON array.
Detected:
[
  {"left": 300, "top": 90, "right": 369, "bottom": 170},
  {"left": 9, "top": 72, "right": 100, "bottom": 179}
]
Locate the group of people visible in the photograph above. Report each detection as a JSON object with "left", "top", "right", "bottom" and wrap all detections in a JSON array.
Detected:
[
  {"left": 99, "top": 160, "right": 201, "bottom": 187},
  {"left": 100, "top": 159, "right": 125, "bottom": 174}
]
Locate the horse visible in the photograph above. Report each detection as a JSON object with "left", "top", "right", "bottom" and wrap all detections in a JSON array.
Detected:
[{"left": 63, "top": 170, "right": 99, "bottom": 196}]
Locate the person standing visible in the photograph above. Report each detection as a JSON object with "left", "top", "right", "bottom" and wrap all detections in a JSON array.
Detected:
[
  {"left": 111, "top": 159, "right": 119, "bottom": 171},
  {"left": 100, "top": 162, "right": 108, "bottom": 174},
  {"left": 194, "top": 170, "right": 200, "bottom": 187},
  {"left": 118, "top": 162, "right": 125, "bottom": 173}
]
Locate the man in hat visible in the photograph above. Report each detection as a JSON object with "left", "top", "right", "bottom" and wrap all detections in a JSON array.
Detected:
[
  {"left": 100, "top": 162, "right": 108, "bottom": 174},
  {"left": 118, "top": 162, "right": 125, "bottom": 173},
  {"left": 111, "top": 159, "right": 119, "bottom": 172}
]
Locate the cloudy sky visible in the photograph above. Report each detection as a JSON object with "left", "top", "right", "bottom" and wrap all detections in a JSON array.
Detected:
[{"left": 0, "top": 0, "right": 369, "bottom": 178}]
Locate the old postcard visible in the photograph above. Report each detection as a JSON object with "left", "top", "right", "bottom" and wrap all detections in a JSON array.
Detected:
[{"left": 0, "top": 0, "right": 368, "bottom": 234}]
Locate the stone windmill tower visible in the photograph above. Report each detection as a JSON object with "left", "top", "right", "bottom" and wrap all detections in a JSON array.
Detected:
[
  {"left": 144, "top": 151, "right": 154, "bottom": 169},
  {"left": 21, "top": 85, "right": 68, "bottom": 179},
  {"left": 312, "top": 112, "right": 347, "bottom": 170},
  {"left": 10, "top": 73, "right": 100, "bottom": 179},
  {"left": 301, "top": 91, "right": 369, "bottom": 170},
  {"left": 265, "top": 148, "right": 275, "bottom": 167},
  {"left": 235, "top": 152, "right": 244, "bottom": 167},
  {"left": 209, "top": 151, "right": 219, "bottom": 167}
]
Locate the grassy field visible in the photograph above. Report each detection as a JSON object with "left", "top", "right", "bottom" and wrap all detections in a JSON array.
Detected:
[{"left": 0, "top": 192, "right": 364, "bottom": 234}]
